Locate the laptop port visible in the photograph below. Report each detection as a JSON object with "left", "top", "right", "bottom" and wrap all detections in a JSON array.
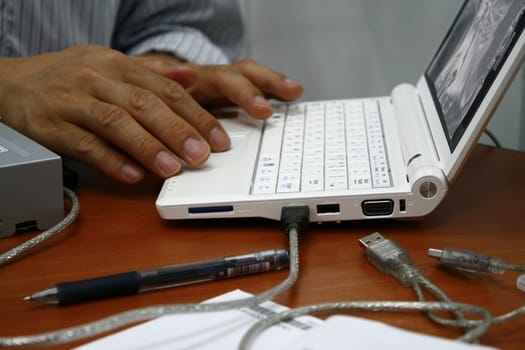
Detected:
[
  {"left": 399, "top": 199, "right": 406, "bottom": 212},
  {"left": 188, "top": 205, "right": 234, "bottom": 214},
  {"left": 362, "top": 200, "right": 394, "bottom": 216},
  {"left": 15, "top": 220, "right": 37, "bottom": 232},
  {"left": 316, "top": 204, "right": 340, "bottom": 215}
]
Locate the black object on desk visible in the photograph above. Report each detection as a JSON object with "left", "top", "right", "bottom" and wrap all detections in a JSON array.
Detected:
[{"left": 25, "top": 249, "right": 289, "bottom": 305}]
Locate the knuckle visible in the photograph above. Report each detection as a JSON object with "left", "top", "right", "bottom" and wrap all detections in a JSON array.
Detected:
[
  {"left": 213, "top": 64, "right": 236, "bottom": 78},
  {"left": 164, "top": 122, "right": 190, "bottom": 140},
  {"left": 192, "top": 109, "right": 216, "bottom": 129},
  {"left": 128, "top": 89, "right": 155, "bottom": 112},
  {"left": 76, "top": 65, "right": 97, "bottom": 78},
  {"left": 135, "top": 134, "right": 158, "bottom": 155},
  {"left": 163, "top": 120, "right": 196, "bottom": 143},
  {"left": 235, "top": 58, "right": 256, "bottom": 70},
  {"left": 237, "top": 58, "right": 257, "bottom": 66},
  {"left": 98, "top": 48, "right": 126, "bottom": 62},
  {"left": 214, "top": 64, "right": 230, "bottom": 73},
  {"left": 213, "top": 65, "right": 241, "bottom": 84},
  {"left": 75, "top": 133, "right": 99, "bottom": 155},
  {"left": 98, "top": 105, "right": 127, "bottom": 128},
  {"left": 72, "top": 66, "right": 100, "bottom": 86},
  {"left": 34, "top": 119, "right": 61, "bottom": 137},
  {"left": 96, "top": 149, "right": 117, "bottom": 170},
  {"left": 161, "top": 80, "right": 189, "bottom": 104}
]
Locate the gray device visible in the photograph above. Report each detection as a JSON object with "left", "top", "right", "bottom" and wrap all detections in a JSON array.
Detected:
[{"left": 0, "top": 122, "right": 63, "bottom": 238}]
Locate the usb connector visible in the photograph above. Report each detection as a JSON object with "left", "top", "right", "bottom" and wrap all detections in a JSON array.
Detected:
[
  {"left": 359, "top": 232, "right": 419, "bottom": 286},
  {"left": 428, "top": 247, "right": 505, "bottom": 274}
]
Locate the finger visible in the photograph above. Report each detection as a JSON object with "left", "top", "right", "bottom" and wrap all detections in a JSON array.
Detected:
[
  {"left": 53, "top": 69, "right": 188, "bottom": 176},
  {"left": 68, "top": 96, "right": 185, "bottom": 177},
  {"left": 39, "top": 121, "right": 146, "bottom": 184},
  {"left": 133, "top": 56, "right": 197, "bottom": 88},
  {"left": 206, "top": 66, "right": 276, "bottom": 119},
  {"left": 235, "top": 59, "right": 304, "bottom": 101},
  {"left": 119, "top": 67, "right": 231, "bottom": 153},
  {"left": 86, "top": 79, "right": 211, "bottom": 170}
]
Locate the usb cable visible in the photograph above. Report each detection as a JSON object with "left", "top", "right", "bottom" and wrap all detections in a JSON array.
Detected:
[
  {"left": 240, "top": 232, "right": 493, "bottom": 349},
  {"left": 0, "top": 206, "right": 310, "bottom": 347},
  {"left": 0, "top": 188, "right": 79, "bottom": 266},
  {"left": 428, "top": 246, "right": 525, "bottom": 325},
  {"left": 358, "top": 232, "right": 469, "bottom": 328},
  {"left": 357, "top": 233, "right": 525, "bottom": 329},
  {"left": 428, "top": 247, "right": 525, "bottom": 274}
]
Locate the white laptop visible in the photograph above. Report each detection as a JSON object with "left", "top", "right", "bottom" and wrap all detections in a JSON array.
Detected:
[{"left": 156, "top": 0, "right": 525, "bottom": 223}]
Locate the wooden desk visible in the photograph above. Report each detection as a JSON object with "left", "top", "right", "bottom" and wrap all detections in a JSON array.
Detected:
[{"left": 1, "top": 145, "right": 524, "bottom": 349}]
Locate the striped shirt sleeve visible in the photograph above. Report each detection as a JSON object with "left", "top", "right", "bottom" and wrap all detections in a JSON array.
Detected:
[
  {"left": 0, "top": 0, "right": 245, "bottom": 65},
  {"left": 0, "top": 0, "right": 119, "bottom": 56},
  {"left": 113, "top": 0, "right": 245, "bottom": 64}
]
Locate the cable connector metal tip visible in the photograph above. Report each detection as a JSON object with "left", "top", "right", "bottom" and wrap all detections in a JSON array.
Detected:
[
  {"left": 358, "top": 232, "right": 385, "bottom": 248},
  {"left": 427, "top": 248, "right": 443, "bottom": 259}
]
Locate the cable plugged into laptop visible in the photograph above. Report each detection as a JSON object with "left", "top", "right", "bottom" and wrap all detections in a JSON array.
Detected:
[
  {"left": 281, "top": 206, "right": 310, "bottom": 237},
  {"left": 279, "top": 206, "right": 310, "bottom": 290}
]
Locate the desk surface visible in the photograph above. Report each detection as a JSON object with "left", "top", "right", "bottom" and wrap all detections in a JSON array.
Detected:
[{"left": 1, "top": 144, "right": 524, "bottom": 349}]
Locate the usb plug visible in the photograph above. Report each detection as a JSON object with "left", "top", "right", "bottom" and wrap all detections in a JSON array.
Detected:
[
  {"left": 428, "top": 247, "right": 505, "bottom": 274},
  {"left": 359, "top": 232, "right": 419, "bottom": 286}
]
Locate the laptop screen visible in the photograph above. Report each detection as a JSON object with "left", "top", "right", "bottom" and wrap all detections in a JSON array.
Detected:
[{"left": 425, "top": 0, "right": 525, "bottom": 152}]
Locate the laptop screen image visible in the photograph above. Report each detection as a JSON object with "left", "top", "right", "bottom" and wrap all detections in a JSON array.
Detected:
[{"left": 425, "top": 0, "right": 525, "bottom": 151}]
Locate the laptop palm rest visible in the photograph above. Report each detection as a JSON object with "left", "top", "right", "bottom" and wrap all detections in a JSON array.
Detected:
[{"left": 156, "top": 115, "right": 261, "bottom": 213}]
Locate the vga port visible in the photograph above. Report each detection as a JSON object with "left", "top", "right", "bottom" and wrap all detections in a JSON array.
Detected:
[{"left": 362, "top": 200, "right": 394, "bottom": 216}]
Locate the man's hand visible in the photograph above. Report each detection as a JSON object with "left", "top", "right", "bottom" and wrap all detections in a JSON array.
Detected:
[
  {"left": 0, "top": 46, "right": 303, "bottom": 184},
  {"left": 135, "top": 53, "right": 304, "bottom": 119},
  {"left": 0, "top": 45, "right": 233, "bottom": 183}
]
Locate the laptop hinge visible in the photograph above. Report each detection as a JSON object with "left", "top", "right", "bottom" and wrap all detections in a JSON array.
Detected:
[{"left": 391, "top": 84, "right": 446, "bottom": 190}]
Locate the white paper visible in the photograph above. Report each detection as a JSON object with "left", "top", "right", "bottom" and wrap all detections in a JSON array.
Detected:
[
  {"left": 280, "top": 315, "right": 499, "bottom": 350},
  {"left": 75, "top": 290, "right": 322, "bottom": 350}
]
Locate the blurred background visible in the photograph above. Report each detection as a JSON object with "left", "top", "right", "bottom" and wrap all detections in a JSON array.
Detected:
[{"left": 240, "top": 0, "right": 525, "bottom": 151}]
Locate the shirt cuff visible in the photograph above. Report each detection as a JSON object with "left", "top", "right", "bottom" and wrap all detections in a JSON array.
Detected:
[{"left": 125, "top": 28, "right": 232, "bottom": 65}]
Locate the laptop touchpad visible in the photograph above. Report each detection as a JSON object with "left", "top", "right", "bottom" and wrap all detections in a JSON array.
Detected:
[{"left": 160, "top": 130, "right": 259, "bottom": 199}]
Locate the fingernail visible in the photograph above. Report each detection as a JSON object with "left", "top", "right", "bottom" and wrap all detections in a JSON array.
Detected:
[
  {"left": 210, "top": 127, "right": 231, "bottom": 151},
  {"left": 284, "top": 78, "right": 299, "bottom": 87},
  {"left": 183, "top": 137, "right": 210, "bottom": 162},
  {"left": 155, "top": 150, "right": 182, "bottom": 176},
  {"left": 121, "top": 164, "right": 145, "bottom": 182},
  {"left": 254, "top": 96, "right": 272, "bottom": 109}
]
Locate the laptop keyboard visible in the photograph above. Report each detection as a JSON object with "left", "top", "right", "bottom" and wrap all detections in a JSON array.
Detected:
[{"left": 251, "top": 99, "right": 392, "bottom": 194}]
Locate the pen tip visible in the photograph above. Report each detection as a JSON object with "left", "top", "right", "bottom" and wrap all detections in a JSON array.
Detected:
[{"left": 23, "top": 296, "right": 31, "bottom": 301}]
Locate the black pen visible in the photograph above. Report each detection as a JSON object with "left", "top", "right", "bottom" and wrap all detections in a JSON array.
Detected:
[{"left": 24, "top": 249, "right": 289, "bottom": 306}]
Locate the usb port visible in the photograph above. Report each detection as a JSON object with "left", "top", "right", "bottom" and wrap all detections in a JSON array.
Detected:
[{"left": 316, "top": 204, "right": 340, "bottom": 215}]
